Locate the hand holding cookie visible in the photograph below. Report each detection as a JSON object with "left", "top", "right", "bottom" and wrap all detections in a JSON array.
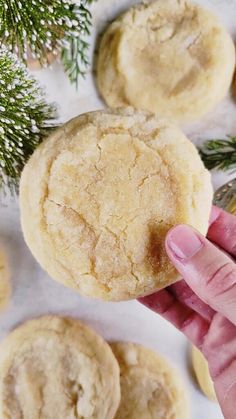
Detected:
[{"left": 140, "top": 206, "right": 236, "bottom": 419}]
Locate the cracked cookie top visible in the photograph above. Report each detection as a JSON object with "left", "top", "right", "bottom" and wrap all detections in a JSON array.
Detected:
[
  {"left": 110, "top": 342, "right": 189, "bottom": 419},
  {"left": 97, "top": 0, "right": 235, "bottom": 123},
  {"left": 0, "top": 316, "right": 120, "bottom": 419},
  {"left": 20, "top": 108, "right": 212, "bottom": 301}
]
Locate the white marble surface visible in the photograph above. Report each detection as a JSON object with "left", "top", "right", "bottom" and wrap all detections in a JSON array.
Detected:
[{"left": 0, "top": 1, "right": 236, "bottom": 418}]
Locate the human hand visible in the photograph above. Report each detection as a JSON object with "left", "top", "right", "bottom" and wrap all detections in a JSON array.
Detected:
[{"left": 139, "top": 206, "right": 236, "bottom": 419}]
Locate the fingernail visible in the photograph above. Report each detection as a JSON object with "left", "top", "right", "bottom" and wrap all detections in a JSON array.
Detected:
[
  {"left": 167, "top": 225, "right": 203, "bottom": 260},
  {"left": 209, "top": 206, "right": 221, "bottom": 225}
]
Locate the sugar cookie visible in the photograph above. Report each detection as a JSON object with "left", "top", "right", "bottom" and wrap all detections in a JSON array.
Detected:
[
  {"left": 20, "top": 108, "right": 212, "bottom": 301},
  {"left": 97, "top": 0, "right": 235, "bottom": 123},
  {"left": 111, "top": 342, "right": 189, "bottom": 419},
  {"left": 0, "top": 247, "right": 11, "bottom": 310},
  {"left": 192, "top": 346, "right": 217, "bottom": 401},
  {"left": 0, "top": 316, "right": 120, "bottom": 418}
]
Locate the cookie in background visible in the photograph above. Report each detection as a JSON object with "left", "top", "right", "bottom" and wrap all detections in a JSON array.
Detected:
[
  {"left": 232, "top": 69, "right": 236, "bottom": 101},
  {"left": 0, "top": 246, "right": 11, "bottom": 311},
  {"left": 192, "top": 346, "right": 217, "bottom": 402},
  {"left": 0, "top": 316, "right": 120, "bottom": 419},
  {"left": 97, "top": 0, "right": 235, "bottom": 123},
  {"left": 111, "top": 341, "right": 189, "bottom": 419}
]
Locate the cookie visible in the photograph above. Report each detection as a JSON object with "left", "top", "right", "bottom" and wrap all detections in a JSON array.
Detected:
[
  {"left": 192, "top": 346, "right": 217, "bottom": 402},
  {"left": 110, "top": 342, "right": 189, "bottom": 419},
  {"left": 0, "top": 247, "right": 11, "bottom": 310},
  {"left": 20, "top": 108, "right": 212, "bottom": 301},
  {"left": 0, "top": 316, "right": 120, "bottom": 419},
  {"left": 232, "top": 69, "right": 236, "bottom": 101},
  {"left": 97, "top": 0, "right": 235, "bottom": 123}
]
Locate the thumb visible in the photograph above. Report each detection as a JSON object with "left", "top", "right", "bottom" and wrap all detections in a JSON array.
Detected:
[{"left": 165, "top": 225, "right": 236, "bottom": 326}]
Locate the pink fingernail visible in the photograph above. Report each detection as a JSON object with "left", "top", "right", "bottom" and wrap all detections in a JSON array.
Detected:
[
  {"left": 209, "top": 205, "right": 221, "bottom": 225},
  {"left": 167, "top": 225, "right": 203, "bottom": 260}
]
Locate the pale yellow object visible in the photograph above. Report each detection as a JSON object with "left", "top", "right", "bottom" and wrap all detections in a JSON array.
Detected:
[
  {"left": 110, "top": 342, "right": 189, "bottom": 419},
  {"left": 27, "top": 51, "right": 57, "bottom": 70},
  {"left": 232, "top": 70, "right": 236, "bottom": 101},
  {"left": 0, "top": 248, "right": 11, "bottom": 310},
  {"left": 0, "top": 316, "right": 120, "bottom": 419},
  {"left": 20, "top": 108, "right": 213, "bottom": 301},
  {"left": 97, "top": 0, "right": 236, "bottom": 123},
  {"left": 192, "top": 346, "right": 217, "bottom": 402}
]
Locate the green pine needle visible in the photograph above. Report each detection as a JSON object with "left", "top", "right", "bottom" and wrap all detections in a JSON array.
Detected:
[
  {"left": 61, "top": 2, "right": 93, "bottom": 87},
  {"left": 61, "top": 37, "right": 89, "bottom": 88},
  {"left": 0, "top": 0, "right": 94, "bottom": 86},
  {"left": 0, "top": 46, "right": 56, "bottom": 192},
  {"left": 199, "top": 136, "right": 236, "bottom": 172}
]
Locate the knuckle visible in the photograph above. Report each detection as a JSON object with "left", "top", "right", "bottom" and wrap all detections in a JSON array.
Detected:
[{"left": 205, "top": 262, "right": 236, "bottom": 298}]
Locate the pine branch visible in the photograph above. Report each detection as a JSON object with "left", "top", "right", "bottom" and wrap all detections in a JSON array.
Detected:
[
  {"left": 0, "top": 0, "right": 94, "bottom": 84},
  {"left": 0, "top": 46, "right": 56, "bottom": 193},
  {"left": 199, "top": 136, "right": 236, "bottom": 172},
  {"left": 61, "top": 35, "right": 90, "bottom": 89},
  {"left": 61, "top": 2, "right": 93, "bottom": 87}
]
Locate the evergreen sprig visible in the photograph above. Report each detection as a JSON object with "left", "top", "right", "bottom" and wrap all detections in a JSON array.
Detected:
[
  {"left": 0, "top": 46, "right": 56, "bottom": 192},
  {"left": 61, "top": 2, "right": 92, "bottom": 87},
  {"left": 200, "top": 136, "right": 236, "bottom": 172},
  {"left": 0, "top": 0, "right": 94, "bottom": 86}
]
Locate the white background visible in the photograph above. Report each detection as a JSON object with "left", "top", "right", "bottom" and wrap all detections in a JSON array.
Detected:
[{"left": 1, "top": 1, "right": 236, "bottom": 418}]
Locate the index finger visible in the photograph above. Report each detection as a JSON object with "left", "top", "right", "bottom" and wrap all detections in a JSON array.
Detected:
[
  {"left": 207, "top": 205, "right": 236, "bottom": 257},
  {"left": 139, "top": 289, "right": 210, "bottom": 349}
]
